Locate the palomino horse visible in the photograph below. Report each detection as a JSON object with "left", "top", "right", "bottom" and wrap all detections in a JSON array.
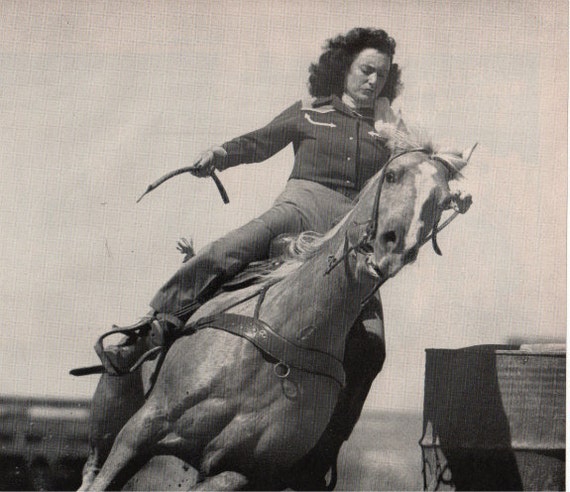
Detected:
[{"left": 81, "top": 131, "right": 475, "bottom": 491}]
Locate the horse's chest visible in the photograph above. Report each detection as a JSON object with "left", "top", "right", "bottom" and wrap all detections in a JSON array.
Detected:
[{"left": 161, "top": 327, "right": 340, "bottom": 473}]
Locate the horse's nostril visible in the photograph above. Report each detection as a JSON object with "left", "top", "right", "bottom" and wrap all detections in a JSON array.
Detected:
[{"left": 381, "top": 231, "right": 398, "bottom": 245}]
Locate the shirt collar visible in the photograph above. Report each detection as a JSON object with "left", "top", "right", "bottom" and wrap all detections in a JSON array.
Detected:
[
  {"left": 311, "top": 95, "right": 376, "bottom": 121},
  {"left": 312, "top": 95, "right": 358, "bottom": 117}
]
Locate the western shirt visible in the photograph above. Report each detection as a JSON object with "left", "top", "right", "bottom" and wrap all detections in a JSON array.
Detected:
[{"left": 216, "top": 95, "right": 392, "bottom": 197}]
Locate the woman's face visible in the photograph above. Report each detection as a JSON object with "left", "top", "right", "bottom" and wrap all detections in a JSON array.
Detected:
[{"left": 344, "top": 48, "right": 391, "bottom": 107}]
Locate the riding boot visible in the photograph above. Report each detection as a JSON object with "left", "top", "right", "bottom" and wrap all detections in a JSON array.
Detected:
[
  {"left": 100, "top": 336, "right": 148, "bottom": 374},
  {"left": 95, "top": 311, "right": 187, "bottom": 376}
]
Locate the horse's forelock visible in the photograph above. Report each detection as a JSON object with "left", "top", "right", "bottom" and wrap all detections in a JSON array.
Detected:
[{"left": 378, "top": 126, "right": 465, "bottom": 179}]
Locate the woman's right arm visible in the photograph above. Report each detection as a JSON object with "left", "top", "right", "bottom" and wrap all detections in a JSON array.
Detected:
[{"left": 190, "top": 101, "right": 301, "bottom": 177}]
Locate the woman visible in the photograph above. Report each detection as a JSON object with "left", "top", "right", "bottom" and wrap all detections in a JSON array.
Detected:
[
  {"left": 89, "top": 27, "right": 404, "bottom": 490},
  {"left": 148, "top": 26, "right": 403, "bottom": 325}
]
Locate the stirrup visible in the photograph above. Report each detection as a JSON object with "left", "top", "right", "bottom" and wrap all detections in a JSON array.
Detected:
[
  {"left": 93, "top": 318, "right": 152, "bottom": 376},
  {"left": 72, "top": 313, "right": 186, "bottom": 377}
]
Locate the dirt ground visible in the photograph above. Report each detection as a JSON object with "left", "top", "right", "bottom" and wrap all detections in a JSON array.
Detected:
[
  {"left": 0, "top": 408, "right": 425, "bottom": 491},
  {"left": 336, "top": 411, "right": 424, "bottom": 491}
]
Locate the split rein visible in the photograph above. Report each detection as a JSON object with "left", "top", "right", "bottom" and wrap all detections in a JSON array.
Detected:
[{"left": 137, "top": 166, "right": 230, "bottom": 204}]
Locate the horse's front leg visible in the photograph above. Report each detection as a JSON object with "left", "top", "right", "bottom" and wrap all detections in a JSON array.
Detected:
[
  {"left": 78, "top": 445, "right": 102, "bottom": 492},
  {"left": 79, "top": 368, "right": 145, "bottom": 491},
  {"left": 86, "top": 400, "right": 168, "bottom": 491},
  {"left": 287, "top": 298, "right": 386, "bottom": 490}
]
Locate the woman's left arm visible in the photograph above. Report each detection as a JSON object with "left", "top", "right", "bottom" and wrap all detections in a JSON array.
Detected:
[{"left": 215, "top": 101, "right": 302, "bottom": 170}]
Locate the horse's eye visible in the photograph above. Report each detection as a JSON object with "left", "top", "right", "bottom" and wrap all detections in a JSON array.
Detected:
[{"left": 385, "top": 170, "right": 396, "bottom": 183}]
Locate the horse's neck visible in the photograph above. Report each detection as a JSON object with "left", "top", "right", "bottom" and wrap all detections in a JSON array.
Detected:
[{"left": 259, "top": 226, "right": 375, "bottom": 359}]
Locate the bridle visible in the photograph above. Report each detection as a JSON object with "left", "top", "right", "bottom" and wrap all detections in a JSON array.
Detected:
[{"left": 324, "top": 148, "right": 463, "bottom": 301}]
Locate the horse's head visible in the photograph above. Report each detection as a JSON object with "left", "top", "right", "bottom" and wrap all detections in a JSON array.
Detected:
[{"left": 350, "top": 133, "right": 475, "bottom": 282}]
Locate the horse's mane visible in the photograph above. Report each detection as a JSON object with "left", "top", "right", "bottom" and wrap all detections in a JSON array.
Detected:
[
  {"left": 373, "top": 125, "right": 466, "bottom": 180},
  {"left": 265, "top": 126, "right": 467, "bottom": 281}
]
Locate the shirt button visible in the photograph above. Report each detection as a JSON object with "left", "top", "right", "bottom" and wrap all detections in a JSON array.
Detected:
[
  {"left": 347, "top": 157, "right": 351, "bottom": 161},
  {"left": 345, "top": 180, "right": 352, "bottom": 185},
  {"left": 349, "top": 137, "right": 354, "bottom": 140}
]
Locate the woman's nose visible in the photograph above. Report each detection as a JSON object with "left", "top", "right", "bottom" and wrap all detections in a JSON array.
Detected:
[{"left": 368, "top": 73, "right": 378, "bottom": 85}]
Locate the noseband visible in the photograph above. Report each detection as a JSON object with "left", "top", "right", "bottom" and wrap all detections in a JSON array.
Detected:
[{"left": 324, "top": 147, "right": 461, "bottom": 282}]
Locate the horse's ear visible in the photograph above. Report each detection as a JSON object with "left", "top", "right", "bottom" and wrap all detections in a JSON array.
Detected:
[
  {"left": 462, "top": 143, "right": 478, "bottom": 163},
  {"left": 374, "top": 122, "right": 410, "bottom": 155},
  {"left": 395, "top": 111, "right": 408, "bottom": 133}
]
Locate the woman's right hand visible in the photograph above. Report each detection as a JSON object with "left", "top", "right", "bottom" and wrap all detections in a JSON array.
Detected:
[{"left": 189, "top": 146, "right": 227, "bottom": 177}]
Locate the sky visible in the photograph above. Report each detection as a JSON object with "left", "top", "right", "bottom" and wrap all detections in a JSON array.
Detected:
[{"left": 0, "top": 0, "right": 567, "bottom": 413}]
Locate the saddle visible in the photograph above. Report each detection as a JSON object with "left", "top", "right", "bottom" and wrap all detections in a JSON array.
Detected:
[{"left": 203, "top": 232, "right": 295, "bottom": 291}]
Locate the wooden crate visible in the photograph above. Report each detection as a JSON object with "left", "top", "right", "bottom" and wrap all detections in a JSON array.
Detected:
[{"left": 420, "top": 345, "right": 565, "bottom": 491}]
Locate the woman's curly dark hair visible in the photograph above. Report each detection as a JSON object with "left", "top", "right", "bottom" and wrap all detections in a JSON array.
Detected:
[{"left": 308, "top": 27, "right": 402, "bottom": 103}]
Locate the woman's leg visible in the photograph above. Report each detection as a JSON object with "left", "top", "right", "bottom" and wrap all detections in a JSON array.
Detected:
[
  {"left": 150, "top": 180, "right": 354, "bottom": 320},
  {"left": 149, "top": 203, "right": 306, "bottom": 319}
]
